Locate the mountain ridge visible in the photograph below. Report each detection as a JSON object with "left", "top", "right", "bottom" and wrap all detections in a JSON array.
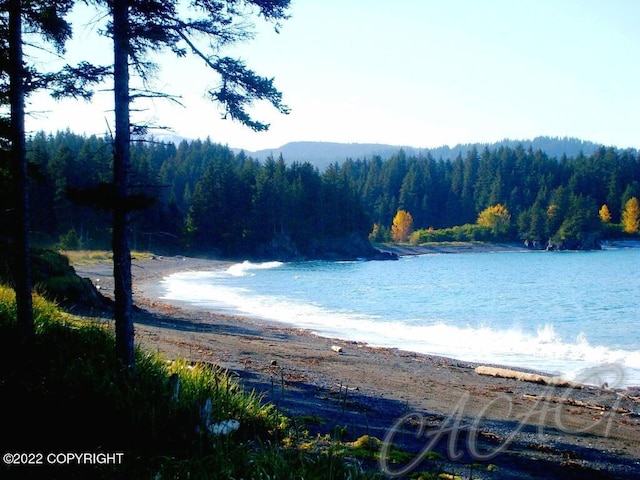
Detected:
[{"left": 233, "top": 136, "right": 636, "bottom": 170}]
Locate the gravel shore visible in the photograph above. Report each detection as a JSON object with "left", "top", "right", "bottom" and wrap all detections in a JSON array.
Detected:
[{"left": 72, "top": 252, "right": 640, "bottom": 479}]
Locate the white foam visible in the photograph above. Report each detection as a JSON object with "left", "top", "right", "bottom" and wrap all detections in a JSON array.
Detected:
[{"left": 226, "top": 260, "right": 283, "bottom": 277}]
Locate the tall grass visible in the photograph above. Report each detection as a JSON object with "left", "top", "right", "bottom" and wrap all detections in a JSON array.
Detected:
[{"left": 0, "top": 286, "right": 384, "bottom": 479}]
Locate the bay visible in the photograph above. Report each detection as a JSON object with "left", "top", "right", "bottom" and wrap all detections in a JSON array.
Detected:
[{"left": 160, "top": 246, "right": 640, "bottom": 388}]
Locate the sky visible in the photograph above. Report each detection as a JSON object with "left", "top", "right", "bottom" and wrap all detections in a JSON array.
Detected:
[{"left": 24, "top": 0, "right": 640, "bottom": 152}]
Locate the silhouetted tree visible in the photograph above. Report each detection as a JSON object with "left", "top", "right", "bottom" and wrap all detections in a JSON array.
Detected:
[
  {"left": 103, "top": 0, "right": 291, "bottom": 366},
  {"left": 1, "top": 0, "right": 107, "bottom": 340}
]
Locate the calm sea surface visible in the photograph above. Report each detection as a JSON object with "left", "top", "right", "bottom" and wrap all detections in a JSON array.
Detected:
[{"left": 161, "top": 247, "right": 640, "bottom": 388}]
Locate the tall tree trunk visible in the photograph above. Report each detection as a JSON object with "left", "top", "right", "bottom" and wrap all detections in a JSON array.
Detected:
[
  {"left": 112, "top": 0, "right": 134, "bottom": 367},
  {"left": 8, "top": 0, "right": 34, "bottom": 341}
]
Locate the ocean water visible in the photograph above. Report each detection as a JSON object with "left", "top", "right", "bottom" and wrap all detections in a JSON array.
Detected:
[{"left": 160, "top": 247, "right": 640, "bottom": 388}]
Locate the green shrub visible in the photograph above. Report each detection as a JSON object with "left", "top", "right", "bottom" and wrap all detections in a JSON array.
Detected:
[
  {"left": 411, "top": 224, "right": 495, "bottom": 244},
  {"left": 58, "top": 228, "right": 83, "bottom": 250}
]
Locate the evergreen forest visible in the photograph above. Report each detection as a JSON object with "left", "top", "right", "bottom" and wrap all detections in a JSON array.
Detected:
[{"left": 3, "top": 130, "right": 640, "bottom": 260}]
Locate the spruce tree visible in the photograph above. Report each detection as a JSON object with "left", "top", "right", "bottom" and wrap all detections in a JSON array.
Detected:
[
  {"left": 101, "top": 0, "right": 291, "bottom": 366},
  {"left": 1, "top": 0, "right": 107, "bottom": 341}
]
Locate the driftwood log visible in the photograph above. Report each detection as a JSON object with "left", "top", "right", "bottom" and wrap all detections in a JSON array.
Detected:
[{"left": 474, "top": 365, "right": 583, "bottom": 388}]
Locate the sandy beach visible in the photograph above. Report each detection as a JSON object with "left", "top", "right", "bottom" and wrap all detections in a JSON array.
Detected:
[{"left": 72, "top": 251, "right": 640, "bottom": 479}]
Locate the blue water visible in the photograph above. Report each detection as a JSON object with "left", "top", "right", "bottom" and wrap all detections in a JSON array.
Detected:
[{"left": 161, "top": 247, "right": 640, "bottom": 388}]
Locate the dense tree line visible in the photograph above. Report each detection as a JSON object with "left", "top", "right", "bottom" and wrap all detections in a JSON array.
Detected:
[
  {"left": 3, "top": 131, "right": 639, "bottom": 259},
  {"left": 348, "top": 145, "right": 640, "bottom": 248},
  {"left": 5, "top": 130, "right": 374, "bottom": 259}
]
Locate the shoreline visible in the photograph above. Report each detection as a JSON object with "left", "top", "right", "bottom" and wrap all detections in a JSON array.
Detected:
[
  {"left": 142, "top": 250, "right": 565, "bottom": 382},
  {"left": 71, "top": 251, "right": 640, "bottom": 479},
  {"left": 376, "top": 239, "right": 640, "bottom": 257},
  {"left": 143, "top": 246, "right": 639, "bottom": 389}
]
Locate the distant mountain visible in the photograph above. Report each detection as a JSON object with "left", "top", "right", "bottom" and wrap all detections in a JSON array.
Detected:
[
  {"left": 235, "top": 136, "right": 632, "bottom": 171},
  {"left": 236, "top": 141, "right": 422, "bottom": 168}
]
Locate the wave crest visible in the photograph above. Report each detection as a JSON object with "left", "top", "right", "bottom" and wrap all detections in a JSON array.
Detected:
[{"left": 226, "top": 260, "right": 284, "bottom": 277}]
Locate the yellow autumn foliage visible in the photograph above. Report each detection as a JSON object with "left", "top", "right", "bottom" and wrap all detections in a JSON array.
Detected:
[
  {"left": 622, "top": 197, "right": 640, "bottom": 234},
  {"left": 476, "top": 204, "right": 511, "bottom": 234},
  {"left": 599, "top": 204, "right": 612, "bottom": 223},
  {"left": 391, "top": 210, "right": 414, "bottom": 243}
]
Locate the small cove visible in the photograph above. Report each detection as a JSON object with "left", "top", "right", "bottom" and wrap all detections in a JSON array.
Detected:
[{"left": 161, "top": 246, "right": 640, "bottom": 388}]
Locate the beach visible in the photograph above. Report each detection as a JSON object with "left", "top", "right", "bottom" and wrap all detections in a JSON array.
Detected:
[{"left": 72, "top": 252, "right": 640, "bottom": 479}]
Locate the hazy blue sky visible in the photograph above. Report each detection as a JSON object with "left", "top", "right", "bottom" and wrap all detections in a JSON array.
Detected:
[{"left": 25, "top": 0, "right": 640, "bottom": 151}]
